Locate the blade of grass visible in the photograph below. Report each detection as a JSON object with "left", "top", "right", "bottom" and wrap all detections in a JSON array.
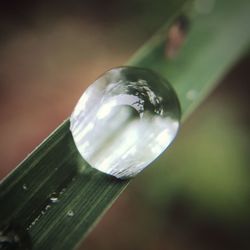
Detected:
[{"left": 1, "top": 0, "right": 250, "bottom": 249}]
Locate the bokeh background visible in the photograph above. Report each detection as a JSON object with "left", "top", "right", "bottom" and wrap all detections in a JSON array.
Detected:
[{"left": 0, "top": 0, "right": 249, "bottom": 249}]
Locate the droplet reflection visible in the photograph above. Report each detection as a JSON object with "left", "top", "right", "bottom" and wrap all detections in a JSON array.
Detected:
[
  {"left": 67, "top": 210, "right": 74, "bottom": 217},
  {"left": 70, "top": 67, "right": 181, "bottom": 179},
  {"left": 22, "top": 184, "right": 28, "bottom": 191}
]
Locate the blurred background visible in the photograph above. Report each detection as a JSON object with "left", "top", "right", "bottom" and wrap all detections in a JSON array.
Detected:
[{"left": 0, "top": 0, "right": 249, "bottom": 249}]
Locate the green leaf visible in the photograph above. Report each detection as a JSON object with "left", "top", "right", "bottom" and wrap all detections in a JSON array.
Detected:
[{"left": 1, "top": 0, "right": 250, "bottom": 249}]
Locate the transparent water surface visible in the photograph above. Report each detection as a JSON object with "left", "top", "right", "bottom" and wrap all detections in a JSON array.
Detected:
[{"left": 70, "top": 67, "right": 181, "bottom": 179}]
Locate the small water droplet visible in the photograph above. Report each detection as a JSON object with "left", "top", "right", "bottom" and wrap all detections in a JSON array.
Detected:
[
  {"left": 50, "top": 197, "right": 58, "bottom": 203},
  {"left": 59, "top": 188, "right": 66, "bottom": 195},
  {"left": 45, "top": 205, "right": 51, "bottom": 211},
  {"left": 22, "top": 184, "right": 28, "bottom": 191},
  {"left": 67, "top": 210, "right": 74, "bottom": 217},
  {"left": 50, "top": 194, "right": 59, "bottom": 203},
  {"left": 186, "top": 89, "right": 198, "bottom": 101},
  {"left": 70, "top": 67, "right": 181, "bottom": 179},
  {"left": 34, "top": 214, "right": 41, "bottom": 223}
]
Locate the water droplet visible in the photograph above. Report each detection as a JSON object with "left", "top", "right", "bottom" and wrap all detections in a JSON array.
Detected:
[
  {"left": 59, "top": 188, "right": 66, "bottom": 195},
  {"left": 45, "top": 205, "right": 51, "bottom": 211},
  {"left": 27, "top": 214, "right": 43, "bottom": 231},
  {"left": 22, "top": 184, "right": 28, "bottom": 191},
  {"left": 186, "top": 89, "right": 198, "bottom": 101},
  {"left": 49, "top": 193, "right": 59, "bottom": 203},
  {"left": 50, "top": 197, "right": 58, "bottom": 203},
  {"left": 67, "top": 210, "right": 74, "bottom": 217},
  {"left": 70, "top": 67, "right": 181, "bottom": 179}
]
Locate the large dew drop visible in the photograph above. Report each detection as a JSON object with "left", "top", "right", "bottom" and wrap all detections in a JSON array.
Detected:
[{"left": 70, "top": 67, "right": 181, "bottom": 179}]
